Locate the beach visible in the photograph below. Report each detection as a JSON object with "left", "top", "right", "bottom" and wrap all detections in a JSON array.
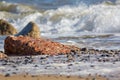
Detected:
[
  {"left": 0, "top": 74, "right": 108, "bottom": 80},
  {"left": 0, "top": 51, "right": 120, "bottom": 80}
]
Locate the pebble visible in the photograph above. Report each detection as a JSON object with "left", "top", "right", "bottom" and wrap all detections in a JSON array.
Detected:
[
  {"left": 12, "top": 72, "right": 16, "bottom": 74},
  {"left": 68, "top": 64, "right": 73, "bottom": 66},
  {"left": 34, "top": 65, "right": 38, "bottom": 67},
  {"left": 0, "top": 48, "right": 119, "bottom": 78},
  {"left": 4, "top": 73, "right": 10, "bottom": 77},
  {"left": 90, "top": 65, "right": 95, "bottom": 67},
  {"left": 40, "top": 57, "right": 47, "bottom": 60},
  {"left": 31, "top": 75, "right": 37, "bottom": 77},
  {"left": 12, "top": 65, "right": 17, "bottom": 68},
  {"left": 66, "top": 75, "right": 70, "bottom": 78},
  {"left": 81, "top": 48, "right": 87, "bottom": 51}
]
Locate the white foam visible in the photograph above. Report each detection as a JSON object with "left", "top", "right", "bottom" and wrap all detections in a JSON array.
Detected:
[
  {"left": 0, "top": 1, "right": 120, "bottom": 50},
  {"left": 11, "top": 12, "right": 42, "bottom": 32},
  {"left": 31, "top": 4, "right": 120, "bottom": 36},
  {"left": 1, "top": 1, "right": 119, "bottom": 37}
]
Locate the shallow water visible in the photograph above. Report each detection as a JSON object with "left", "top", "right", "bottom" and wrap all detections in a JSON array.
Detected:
[
  {"left": 0, "top": 53, "right": 120, "bottom": 80},
  {"left": 0, "top": 0, "right": 120, "bottom": 50}
]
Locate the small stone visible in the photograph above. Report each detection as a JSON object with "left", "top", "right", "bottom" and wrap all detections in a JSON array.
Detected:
[
  {"left": 12, "top": 72, "right": 16, "bottom": 74},
  {"left": 90, "top": 65, "right": 95, "bottom": 67},
  {"left": 66, "top": 75, "right": 70, "bottom": 78},
  {"left": 16, "top": 69, "right": 18, "bottom": 71},
  {"left": 23, "top": 75, "right": 26, "bottom": 78},
  {"left": 92, "top": 78, "right": 96, "bottom": 80},
  {"left": 34, "top": 65, "right": 38, "bottom": 67},
  {"left": 67, "top": 54, "right": 74, "bottom": 62},
  {"left": 78, "top": 69, "right": 81, "bottom": 71},
  {"left": 12, "top": 65, "right": 17, "bottom": 68},
  {"left": 4, "top": 73, "right": 10, "bottom": 77},
  {"left": 81, "top": 48, "right": 87, "bottom": 51},
  {"left": 40, "top": 57, "right": 47, "bottom": 60},
  {"left": 31, "top": 75, "right": 37, "bottom": 77},
  {"left": 0, "top": 52, "right": 8, "bottom": 59},
  {"left": 100, "top": 54, "right": 110, "bottom": 57},
  {"left": 68, "top": 64, "right": 73, "bottom": 66}
]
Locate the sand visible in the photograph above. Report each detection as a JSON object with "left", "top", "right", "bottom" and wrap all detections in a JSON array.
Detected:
[{"left": 0, "top": 74, "right": 108, "bottom": 80}]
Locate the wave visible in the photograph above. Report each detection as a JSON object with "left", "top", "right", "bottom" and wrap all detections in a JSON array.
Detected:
[
  {"left": 0, "top": 0, "right": 117, "bottom": 10},
  {"left": 0, "top": 1, "right": 120, "bottom": 37},
  {"left": 0, "top": 1, "right": 37, "bottom": 13},
  {"left": 38, "top": 3, "right": 120, "bottom": 34}
]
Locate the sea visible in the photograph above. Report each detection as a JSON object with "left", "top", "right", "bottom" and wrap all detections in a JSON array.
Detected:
[
  {"left": 0, "top": 0, "right": 120, "bottom": 79},
  {"left": 0, "top": 0, "right": 120, "bottom": 51}
]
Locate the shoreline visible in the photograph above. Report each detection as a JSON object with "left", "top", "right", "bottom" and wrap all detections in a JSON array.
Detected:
[
  {"left": 0, "top": 74, "right": 108, "bottom": 80},
  {"left": 0, "top": 52, "right": 120, "bottom": 80}
]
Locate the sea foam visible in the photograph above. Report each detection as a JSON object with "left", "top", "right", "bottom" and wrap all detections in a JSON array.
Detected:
[{"left": 1, "top": 1, "right": 120, "bottom": 37}]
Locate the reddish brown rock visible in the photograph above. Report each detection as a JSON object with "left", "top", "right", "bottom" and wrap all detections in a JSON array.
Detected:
[{"left": 4, "top": 36, "right": 74, "bottom": 56}]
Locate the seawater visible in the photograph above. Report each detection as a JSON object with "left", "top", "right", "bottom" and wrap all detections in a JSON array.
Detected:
[{"left": 0, "top": 0, "right": 120, "bottom": 50}]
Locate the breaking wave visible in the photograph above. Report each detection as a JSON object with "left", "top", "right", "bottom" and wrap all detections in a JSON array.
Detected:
[{"left": 0, "top": 0, "right": 120, "bottom": 37}]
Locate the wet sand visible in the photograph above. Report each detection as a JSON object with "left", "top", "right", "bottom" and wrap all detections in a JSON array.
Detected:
[{"left": 0, "top": 74, "right": 107, "bottom": 80}]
